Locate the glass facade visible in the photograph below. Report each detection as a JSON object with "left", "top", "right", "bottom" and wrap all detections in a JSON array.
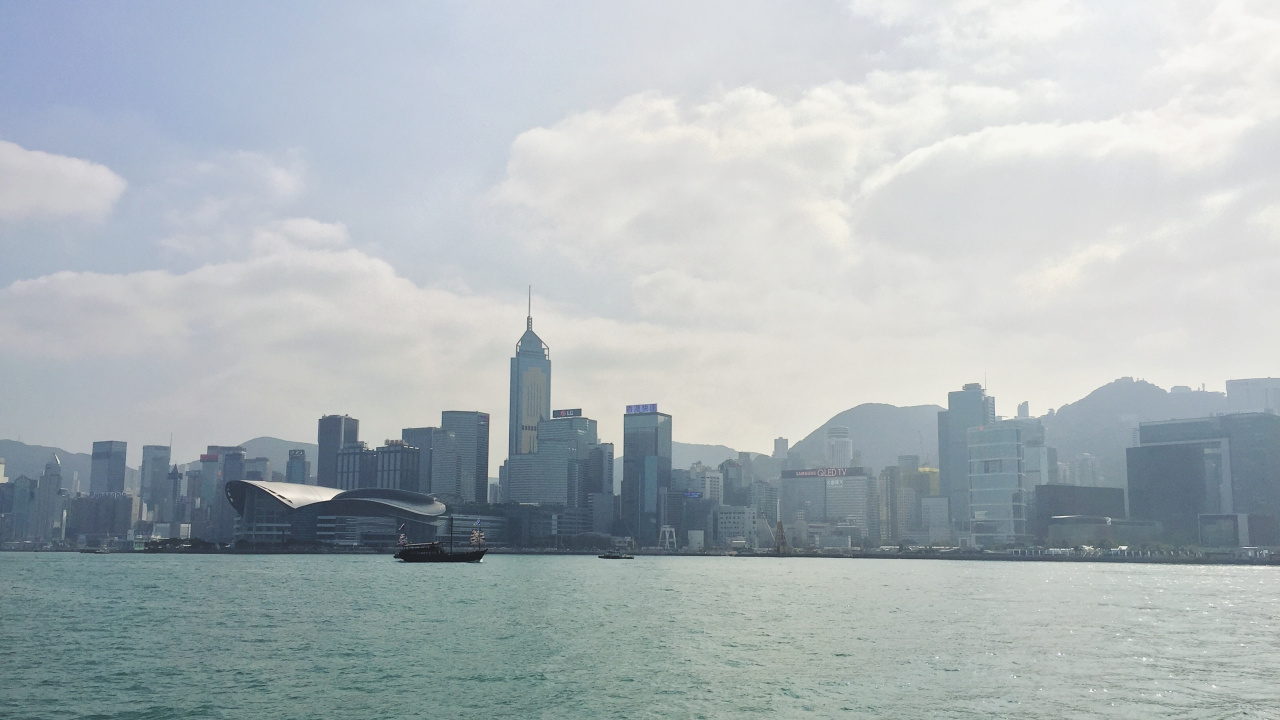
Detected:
[
  {"left": 622, "top": 411, "right": 672, "bottom": 547},
  {"left": 966, "top": 423, "right": 1027, "bottom": 547}
]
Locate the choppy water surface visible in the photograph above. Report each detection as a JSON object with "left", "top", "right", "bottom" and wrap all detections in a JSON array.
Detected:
[{"left": 2, "top": 554, "right": 1278, "bottom": 719}]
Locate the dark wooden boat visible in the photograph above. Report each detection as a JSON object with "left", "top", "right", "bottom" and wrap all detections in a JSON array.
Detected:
[
  {"left": 394, "top": 542, "right": 486, "bottom": 563},
  {"left": 394, "top": 516, "right": 486, "bottom": 563}
]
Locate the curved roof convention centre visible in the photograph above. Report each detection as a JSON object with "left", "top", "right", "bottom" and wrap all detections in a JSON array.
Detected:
[{"left": 225, "top": 480, "right": 447, "bottom": 521}]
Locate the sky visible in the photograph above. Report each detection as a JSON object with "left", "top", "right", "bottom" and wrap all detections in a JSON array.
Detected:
[{"left": 1, "top": 1, "right": 1278, "bottom": 466}]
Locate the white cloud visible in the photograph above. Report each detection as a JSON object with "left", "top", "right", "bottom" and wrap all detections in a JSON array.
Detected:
[{"left": 0, "top": 140, "right": 127, "bottom": 223}]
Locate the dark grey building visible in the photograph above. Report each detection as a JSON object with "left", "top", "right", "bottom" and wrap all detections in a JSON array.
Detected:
[
  {"left": 509, "top": 306, "right": 551, "bottom": 458},
  {"left": 621, "top": 407, "right": 672, "bottom": 547},
  {"left": 937, "top": 383, "right": 994, "bottom": 534},
  {"left": 90, "top": 441, "right": 127, "bottom": 494},
  {"left": 337, "top": 441, "right": 378, "bottom": 491},
  {"left": 1031, "top": 484, "right": 1126, "bottom": 541},
  {"left": 140, "top": 445, "right": 171, "bottom": 516},
  {"left": 375, "top": 440, "right": 421, "bottom": 493},
  {"left": 402, "top": 427, "right": 460, "bottom": 498},
  {"left": 442, "top": 411, "right": 490, "bottom": 503},
  {"left": 1127, "top": 413, "right": 1280, "bottom": 544},
  {"left": 317, "top": 415, "right": 359, "bottom": 488}
]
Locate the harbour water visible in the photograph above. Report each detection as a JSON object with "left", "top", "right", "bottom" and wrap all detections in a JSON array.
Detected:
[{"left": 2, "top": 553, "right": 1278, "bottom": 719}]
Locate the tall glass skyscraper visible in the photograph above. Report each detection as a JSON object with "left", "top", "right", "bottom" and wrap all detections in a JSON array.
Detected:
[
  {"left": 509, "top": 300, "right": 551, "bottom": 459},
  {"left": 140, "top": 444, "right": 172, "bottom": 513},
  {"left": 966, "top": 421, "right": 1027, "bottom": 547},
  {"left": 442, "top": 411, "right": 490, "bottom": 503},
  {"left": 937, "top": 383, "right": 995, "bottom": 536},
  {"left": 622, "top": 408, "right": 672, "bottom": 547},
  {"left": 317, "top": 414, "right": 359, "bottom": 488},
  {"left": 90, "top": 441, "right": 127, "bottom": 494}
]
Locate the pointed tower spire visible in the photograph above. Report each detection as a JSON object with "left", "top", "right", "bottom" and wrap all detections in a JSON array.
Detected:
[{"left": 527, "top": 285, "right": 533, "bottom": 330}]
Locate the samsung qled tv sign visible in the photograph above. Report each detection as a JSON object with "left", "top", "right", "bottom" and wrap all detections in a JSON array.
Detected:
[
  {"left": 782, "top": 467, "right": 853, "bottom": 478},
  {"left": 625, "top": 403, "right": 658, "bottom": 414}
]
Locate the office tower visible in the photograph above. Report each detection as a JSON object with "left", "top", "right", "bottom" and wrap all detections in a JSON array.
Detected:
[
  {"left": 442, "top": 411, "right": 490, "bottom": 503},
  {"left": 402, "top": 426, "right": 459, "bottom": 497},
  {"left": 285, "top": 449, "right": 310, "bottom": 484},
  {"left": 139, "top": 445, "right": 171, "bottom": 519},
  {"left": 826, "top": 427, "right": 854, "bottom": 468},
  {"left": 504, "top": 414, "right": 609, "bottom": 507},
  {"left": 1226, "top": 378, "right": 1280, "bottom": 414},
  {"left": 1072, "top": 453, "right": 1102, "bottom": 486},
  {"left": 509, "top": 295, "right": 551, "bottom": 458},
  {"left": 1017, "top": 401, "right": 1030, "bottom": 419},
  {"left": 27, "top": 456, "right": 65, "bottom": 543},
  {"left": 158, "top": 465, "right": 184, "bottom": 526},
  {"left": 90, "top": 441, "right": 127, "bottom": 494},
  {"left": 204, "top": 446, "right": 245, "bottom": 543},
  {"left": 244, "top": 456, "right": 271, "bottom": 481},
  {"left": 1030, "top": 484, "right": 1126, "bottom": 541},
  {"left": 376, "top": 440, "right": 421, "bottom": 492},
  {"left": 750, "top": 480, "right": 779, "bottom": 527},
  {"left": 337, "top": 442, "right": 378, "bottom": 491},
  {"left": 966, "top": 421, "right": 1028, "bottom": 547},
  {"left": 1127, "top": 413, "right": 1280, "bottom": 544},
  {"left": 622, "top": 406, "right": 672, "bottom": 546},
  {"left": 687, "top": 463, "right": 724, "bottom": 504},
  {"left": 718, "top": 458, "right": 747, "bottom": 506},
  {"left": 937, "top": 383, "right": 995, "bottom": 535},
  {"left": 317, "top": 415, "right": 359, "bottom": 488},
  {"left": 773, "top": 437, "right": 789, "bottom": 459}
]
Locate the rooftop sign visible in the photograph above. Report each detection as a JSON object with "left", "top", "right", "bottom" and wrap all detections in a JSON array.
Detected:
[
  {"left": 782, "top": 467, "right": 862, "bottom": 479},
  {"left": 553, "top": 408, "right": 582, "bottom": 418},
  {"left": 625, "top": 403, "right": 658, "bottom": 414}
]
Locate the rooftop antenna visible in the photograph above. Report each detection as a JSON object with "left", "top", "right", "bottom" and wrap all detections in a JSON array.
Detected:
[{"left": 527, "top": 285, "right": 533, "bottom": 330}]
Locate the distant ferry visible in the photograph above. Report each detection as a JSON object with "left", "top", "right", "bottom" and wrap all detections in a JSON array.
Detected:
[
  {"left": 393, "top": 518, "right": 486, "bottom": 563},
  {"left": 597, "top": 551, "right": 634, "bottom": 560}
]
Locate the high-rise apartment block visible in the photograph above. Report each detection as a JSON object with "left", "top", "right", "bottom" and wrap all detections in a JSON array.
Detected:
[
  {"left": 90, "top": 441, "right": 127, "bottom": 494},
  {"left": 317, "top": 415, "right": 359, "bottom": 488},
  {"left": 826, "top": 427, "right": 854, "bottom": 468}
]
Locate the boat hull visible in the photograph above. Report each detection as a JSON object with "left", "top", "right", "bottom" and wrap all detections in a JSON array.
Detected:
[{"left": 394, "top": 546, "right": 487, "bottom": 563}]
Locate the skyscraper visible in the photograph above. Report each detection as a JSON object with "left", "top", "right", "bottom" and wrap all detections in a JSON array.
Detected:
[
  {"left": 90, "top": 441, "right": 127, "bottom": 494},
  {"left": 826, "top": 426, "right": 854, "bottom": 468},
  {"left": 442, "top": 411, "right": 490, "bottom": 503},
  {"left": 317, "top": 415, "right": 359, "bottom": 488},
  {"left": 622, "top": 406, "right": 672, "bottom": 547},
  {"left": 285, "top": 449, "right": 309, "bottom": 484},
  {"left": 937, "top": 383, "right": 994, "bottom": 536},
  {"left": 966, "top": 421, "right": 1029, "bottom": 547},
  {"left": 402, "top": 426, "right": 458, "bottom": 497},
  {"left": 140, "top": 445, "right": 172, "bottom": 517},
  {"left": 509, "top": 292, "right": 551, "bottom": 458}
]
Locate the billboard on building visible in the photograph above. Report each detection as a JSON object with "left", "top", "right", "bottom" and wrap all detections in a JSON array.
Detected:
[
  {"left": 553, "top": 408, "right": 582, "bottom": 418},
  {"left": 625, "top": 404, "right": 659, "bottom": 414},
  {"left": 782, "top": 467, "right": 861, "bottom": 479}
]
